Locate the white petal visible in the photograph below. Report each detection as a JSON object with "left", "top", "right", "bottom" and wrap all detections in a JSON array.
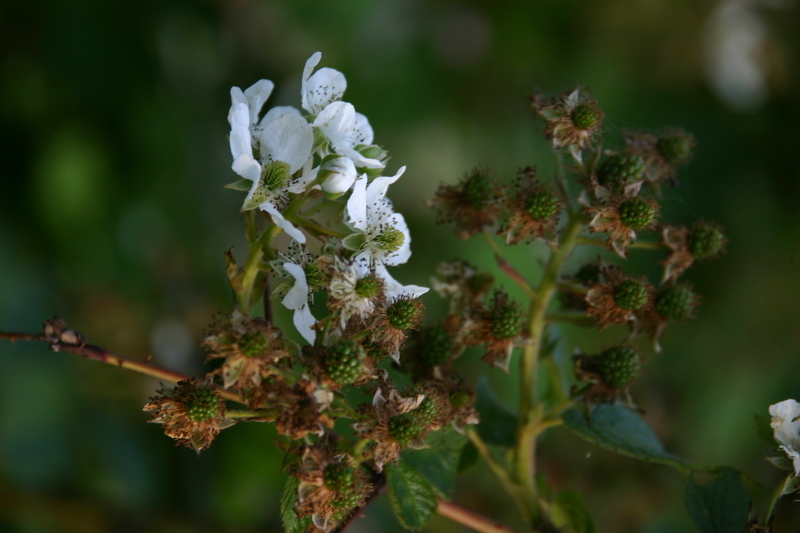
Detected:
[
  {"left": 229, "top": 86, "right": 247, "bottom": 107},
  {"left": 366, "top": 166, "right": 405, "bottom": 206},
  {"left": 374, "top": 263, "right": 429, "bottom": 299},
  {"left": 282, "top": 262, "right": 309, "bottom": 310},
  {"left": 354, "top": 112, "right": 374, "bottom": 145},
  {"left": 260, "top": 105, "right": 302, "bottom": 128},
  {"left": 228, "top": 102, "right": 252, "bottom": 159},
  {"left": 380, "top": 210, "right": 412, "bottom": 266},
  {"left": 260, "top": 202, "right": 306, "bottom": 244},
  {"left": 770, "top": 399, "right": 800, "bottom": 451},
  {"left": 293, "top": 305, "right": 317, "bottom": 345},
  {"left": 243, "top": 79, "right": 274, "bottom": 126},
  {"left": 314, "top": 101, "right": 355, "bottom": 146},
  {"left": 232, "top": 154, "right": 261, "bottom": 183},
  {"left": 304, "top": 67, "right": 347, "bottom": 115},
  {"left": 259, "top": 113, "right": 313, "bottom": 174},
  {"left": 346, "top": 174, "right": 369, "bottom": 232},
  {"left": 301, "top": 52, "right": 322, "bottom": 114},
  {"left": 341, "top": 147, "right": 384, "bottom": 169},
  {"left": 320, "top": 157, "right": 357, "bottom": 194},
  {"left": 287, "top": 166, "right": 319, "bottom": 195}
]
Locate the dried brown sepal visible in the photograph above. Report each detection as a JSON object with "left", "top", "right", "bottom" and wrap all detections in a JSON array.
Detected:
[
  {"left": 623, "top": 127, "right": 695, "bottom": 188},
  {"left": 586, "top": 193, "right": 660, "bottom": 259},
  {"left": 585, "top": 265, "right": 655, "bottom": 330},
  {"left": 143, "top": 379, "right": 233, "bottom": 453},
  {"left": 531, "top": 88, "right": 604, "bottom": 156},
  {"left": 573, "top": 352, "right": 639, "bottom": 406},
  {"left": 429, "top": 167, "right": 503, "bottom": 239},
  {"left": 660, "top": 222, "right": 727, "bottom": 283},
  {"left": 467, "top": 289, "right": 526, "bottom": 374},
  {"left": 499, "top": 166, "right": 562, "bottom": 245},
  {"left": 369, "top": 295, "right": 424, "bottom": 364},
  {"left": 273, "top": 379, "right": 336, "bottom": 440}
]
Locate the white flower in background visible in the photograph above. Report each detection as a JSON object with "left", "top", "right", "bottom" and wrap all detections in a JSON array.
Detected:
[
  {"left": 301, "top": 51, "right": 347, "bottom": 116},
  {"left": 344, "top": 169, "right": 428, "bottom": 299},
  {"left": 770, "top": 399, "right": 800, "bottom": 476},
  {"left": 313, "top": 101, "right": 383, "bottom": 169},
  {"left": 228, "top": 76, "right": 314, "bottom": 244}
]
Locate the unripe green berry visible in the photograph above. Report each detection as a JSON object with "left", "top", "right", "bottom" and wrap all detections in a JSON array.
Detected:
[
  {"left": 355, "top": 275, "right": 381, "bottom": 298},
  {"left": 489, "top": 299, "right": 523, "bottom": 340},
  {"left": 418, "top": 325, "right": 454, "bottom": 367},
  {"left": 656, "top": 133, "right": 694, "bottom": 165},
  {"left": 656, "top": 285, "right": 697, "bottom": 320},
  {"left": 324, "top": 342, "right": 367, "bottom": 385},
  {"left": 413, "top": 397, "right": 438, "bottom": 426},
  {"left": 613, "top": 279, "right": 650, "bottom": 311},
  {"left": 597, "top": 346, "right": 641, "bottom": 389},
  {"left": 449, "top": 390, "right": 472, "bottom": 408},
  {"left": 618, "top": 197, "right": 656, "bottom": 230},
  {"left": 571, "top": 103, "right": 603, "bottom": 130},
  {"left": 239, "top": 331, "right": 270, "bottom": 359},
  {"left": 598, "top": 153, "right": 645, "bottom": 187},
  {"left": 185, "top": 387, "right": 221, "bottom": 423},
  {"left": 386, "top": 299, "right": 421, "bottom": 330},
  {"left": 525, "top": 189, "right": 559, "bottom": 220},
  {"left": 388, "top": 412, "right": 423, "bottom": 446},
  {"left": 323, "top": 463, "right": 356, "bottom": 493},
  {"left": 688, "top": 223, "right": 725, "bottom": 260},
  {"left": 462, "top": 172, "right": 494, "bottom": 209},
  {"left": 331, "top": 491, "right": 362, "bottom": 510}
]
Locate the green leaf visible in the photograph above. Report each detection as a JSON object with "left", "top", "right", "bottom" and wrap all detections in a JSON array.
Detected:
[
  {"left": 563, "top": 405, "right": 712, "bottom": 472},
  {"left": 458, "top": 442, "right": 479, "bottom": 475},
  {"left": 281, "top": 476, "right": 312, "bottom": 533},
  {"left": 223, "top": 178, "right": 253, "bottom": 191},
  {"left": 403, "top": 428, "right": 466, "bottom": 498},
  {"left": 754, "top": 413, "right": 777, "bottom": 446},
  {"left": 386, "top": 462, "right": 438, "bottom": 530},
  {"left": 684, "top": 468, "right": 751, "bottom": 533},
  {"left": 550, "top": 490, "right": 596, "bottom": 533},
  {"left": 475, "top": 376, "right": 518, "bottom": 447}
]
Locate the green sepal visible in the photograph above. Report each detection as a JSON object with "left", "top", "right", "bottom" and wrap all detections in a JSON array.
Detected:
[
  {"left": 563, "top": 405, "right": 714, "bottom": 473},
  {"left": 223, "top": 178, "right": 253, "bottom": 192},
  {"left": 342, "top": 232, "right": 367, "bottom": 251},
  {"left": 550, "top": 490, "right": 597, "bottom": 533},
  {"left": 280, "top": 476, "right": 312, "bottom": 533},
  {"left": 386, "top": 462, "right": 438, "bottom": 530},
  {"left": 764, "top": 455, "right": 795, "bottom": 472},
  {"left": 475, "top": 376, "right": 518, "bottom": 447},
  {"left": 684, "top": 468, "right": 750, "bottom": 533},
  {"left": 402, "top": 428, "right": 466, "bottom": 498},
  {"left": 782, "top": 474, "right": 800, "bottom": 495}
]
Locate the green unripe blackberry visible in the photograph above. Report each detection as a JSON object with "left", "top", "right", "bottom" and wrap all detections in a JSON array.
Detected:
[
  {"left": 386, "top": 299, "right": 421, "bottom": 330},
  {"left": 598, "top": 153, "right": 645, "bottom": 187},
  {"left": 449, "top": 390, "right": 472, "bottom": 408},
  {"left": 354, "top": 275, "right": 381, "bottom": 298},
  {"left": 613, "top": 279, "right": 650, "bottom": 311},
  {"left": 413, "top": 397, "right": 438, "bottom": 427},
  {"left": 330, "top": 490, "right": 362, "bottom": 510},
  {"left": 418, "top": 325, "right": 454, "bottom": 367},
  {"left": 489, "top": 297, "right": 523, "bottom": 340},
  {"left": 185, "top": 387, "right": 221, "bottom": 423},
  {"left": 525, "top": 189, "right": 559, "bottom": 220},
  {"left": 388, "top": 412, "right": 423, "bottom": 446},
  {"left": 597, "top": 346, "right": 641, "bottom": 389},
  {"left": 238, "top": 331, "right": 270, "bottom": 359},
  {"left": 688, "top": 223, "right": 725, "bottom": 260},
  {"left": 656, "top": 132, "right": 694, "bottom": 165},
  {"left": 571, "top": 103, "right": 603, "bottom": 130},
  {"left": 656, "top": 285, "right": 697, "bottom": 320},
  {"left": 618, "top": 197, "right": 657, "bottom": 230},
  {"left": 462, "top": 172, "right": 495, "bottom": 209},
  {"left": 324, "top": 342, "right": 367, "bottom": 385},
  {"left": 323, "top": 463, "right": 356, "bottom": 493}
]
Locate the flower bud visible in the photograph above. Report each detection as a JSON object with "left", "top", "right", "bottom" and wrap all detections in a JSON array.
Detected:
[{"left": 319, "top": 156, "right": 357, "bottom": 196}]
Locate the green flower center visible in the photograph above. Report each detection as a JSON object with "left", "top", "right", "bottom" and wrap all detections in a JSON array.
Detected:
[
  {"left": 571, "top": 103, "right": 602, "bottom": 130},
  {"left": 355, "top": 275, "right": 381, "bottom": 298},
  {"left": 185, "top": 387, "right": 221, "bottom": 423},
  {"left": 374, "top": 228, "right": 405, "bottom": 253},
  {"left": 261, "top": 160, "right": 292, "bottom": 191},
  {"left": 239, "top": 331, "right": 270, "bottom": 358},
  {"left": 303, "top": 263, "right": 327, "bottom": 291}
]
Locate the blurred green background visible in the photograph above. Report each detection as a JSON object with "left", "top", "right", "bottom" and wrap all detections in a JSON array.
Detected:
[{"left": 1, "top": 0, "right": 799, "bottom": 531}]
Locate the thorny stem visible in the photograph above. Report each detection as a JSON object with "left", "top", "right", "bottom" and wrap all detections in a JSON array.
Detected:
[
  {"left": 481, "top": 231, "right": 537, "bottom": 300},
  {"left": 436, "top": 499, "right": 520, "bottom": 533},
  {"left": 514, "top": 212, "right": 585, "bottom": 526}
]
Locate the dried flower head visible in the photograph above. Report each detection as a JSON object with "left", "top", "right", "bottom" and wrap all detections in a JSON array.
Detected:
[
  {"left": 201, "top": 311, "right": 291, "bottom": 396},
  {"left": 587, "top": 192, "right": 660, "bottom": 258},
  {"left": 274, "top": 379, "right": 336, "bottom": 440},
  {"left": 143, "top": 379, "right": 233, "bottom": 453},
  {"left": 660, "top": 221, "right": 728, "bottom": 283},
  {"left": 500, "top": 167, "right": 562, "bottom": 244},
  {"left": 291, "top": 442, "right": 371, "bottom": 532},
  {"left": 531, "top": 88, "right": 604, "bottom": 157},
  {"left": 468, "top": 289, "right": 526, "bottom": 373},
  {"left": 574, "top": 345, "right": 643, "bottom": 403},
  {"left": 430, "top": 167, "right": 503, "bottom": 239},
  {"left": 326, "top": 257, "right": 387, "bottom": 330},
  {"left": 624, "top": 128, "right": 695, "bottom": 187},
  {"left": 585, "top": 265, "right": 655, "bottom": 329}
]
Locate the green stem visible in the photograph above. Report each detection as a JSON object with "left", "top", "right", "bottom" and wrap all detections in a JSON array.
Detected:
[
  {"left": 514, "top": 213, "right": 585, "bottom": 525},
  {"left": 466, "top": 429, "right": 523, "bottom": 508},
  {"left": 226, "top": 409, "right": 277, "bottom": 419},
  {"left": 576, "top": 236, "right": 664, "bottom": 250},
  {"left": 481, "top": 231, "right": 537, "bottom": 300},
  {"left": 545, "top": 311, "right": 596, "bottom": 328}
]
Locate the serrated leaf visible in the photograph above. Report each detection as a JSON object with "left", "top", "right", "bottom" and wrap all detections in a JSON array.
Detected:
[
  {"left": 475, "top": 376, "right": 518, "bottom": 447},
  {"left": 223, "top": 178, "right": 254, "bottom": 191},
  {"left": 550, "top": 490, "right": 596, "bottom": 533},
  {"left": 281, "top": 476, "right": 312, "bottom": 533},
  {"left": 685, "top": 468, "right": 751, "bottom": 533},
  {"left": 563, "top": 405, "right": 712, "bottom": 472},
  {"left": 403, "top": 429, "right": 466, "bottom": 498},
  {"left": 386, "top": 462, "right": 438, "bottom": 530},
  {"left": 754, "top": 413, "right": 777, "bottom": 446},
  {"left": 764, "top": 455, "right": 794, "bottom": 471}
]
